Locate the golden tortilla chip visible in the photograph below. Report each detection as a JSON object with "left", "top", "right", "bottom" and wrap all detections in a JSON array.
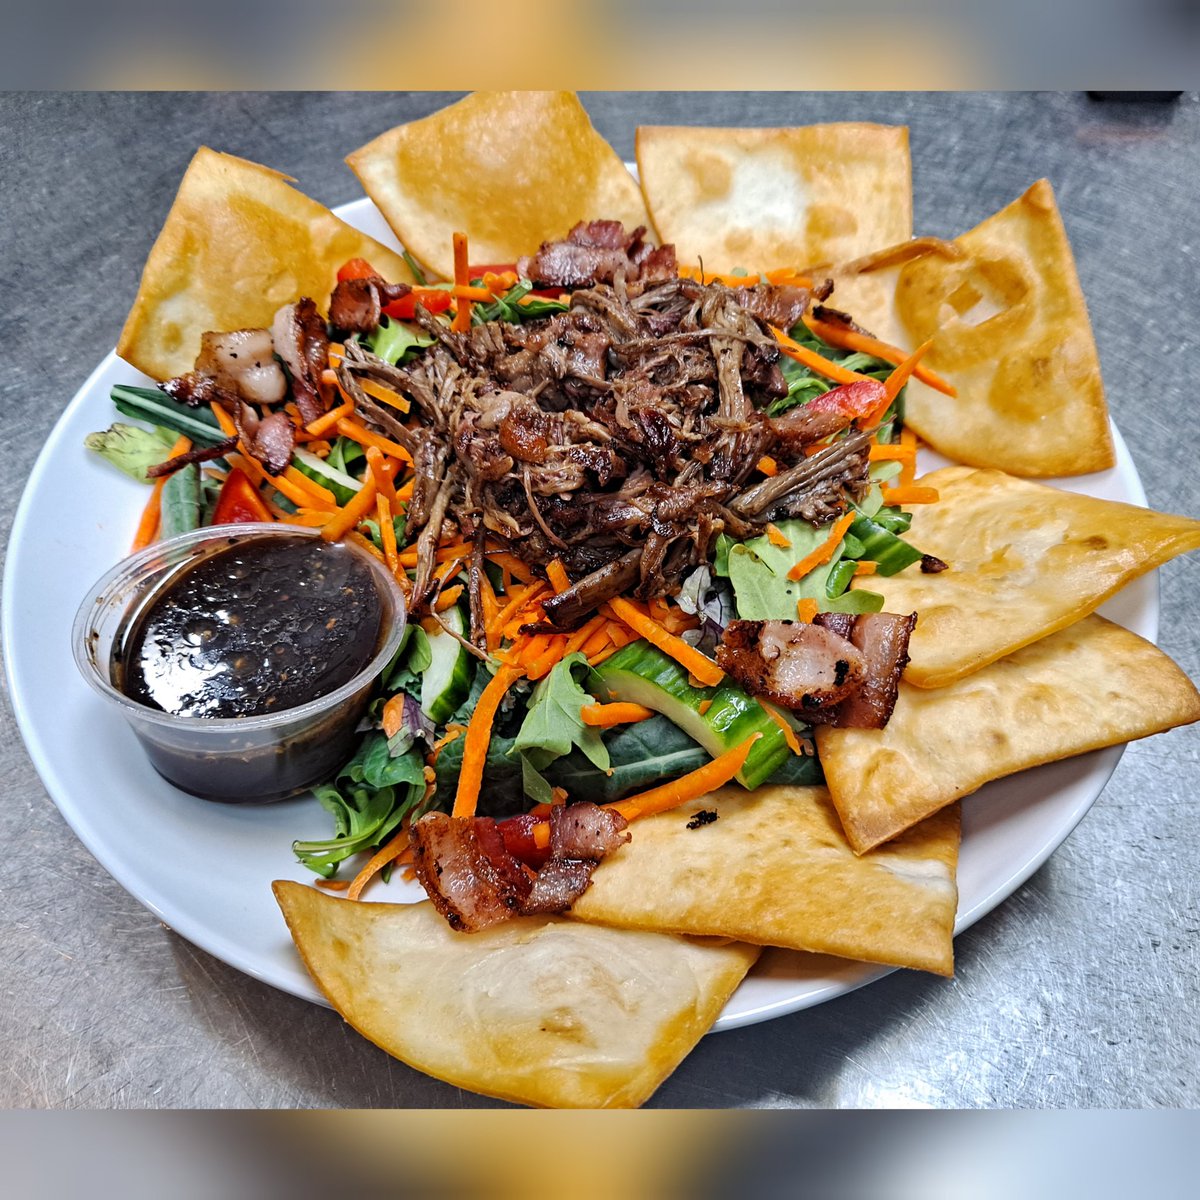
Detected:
[
  {"left": 862, "top": 466, "right": 1200, "bottom": 688},
  {"left": 117, "top": 148, "right": 414, "bottom": 382},
  {"left": 635, "top": 123, "right": 911, "bottom": 272},
  {"left": 347, "top": 92, "right": 651, "bottom": 281},
  {"left": 272, "top": 884, "right": 758, "bottom": 1109},
  {"left": 570, "top": 785, "right": 959, "bottom": 977},
  {"left": 827, "top": 179, "right": 1114, "bottom": 476},
  {"left": 818, "top": 615, "right": 1200, "bottom": 853}
]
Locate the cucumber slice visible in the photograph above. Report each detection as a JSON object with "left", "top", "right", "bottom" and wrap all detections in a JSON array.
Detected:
[
  {"left": 292, "top": 447, "right": 363, "bottom": 506},
  {"left": 593, "top": 641, "right": 793, "bottom": 789},
  {"left": 420, "top": 604, "right": 474, "bottom": 723}
]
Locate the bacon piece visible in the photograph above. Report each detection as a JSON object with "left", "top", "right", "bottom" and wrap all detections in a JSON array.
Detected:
[
  {"left": 815, "top": 611, "right": 917, "bottom": 729},
  {"left": 413, "top": 802, "right": 630, "bottom": 932},
  {"left": 196, "top": 329, "right": 287, "bottom": 406},
  {"left": 231, "top": 402, "right": 296, "bottom": 476},
  {"left": 716, "top": 619, "right": 866, "bottom": 713},
  {"left": 271, "top": 298, "right": 330, "bottom": 425},
  {"left": 517, "top": 221, "right": 677, "bottom": 289},
  {"left": 145, "top": 437, "right": 237, "bottom": 478},
  {"left": 410, "top": 813, "right": 531, "bottom": 932},
  {"left": 732, "top": 284, "right": 812, "bottom": 331},
  {"left": 329, "top": 276, "right": 412, "bottom": 333}
]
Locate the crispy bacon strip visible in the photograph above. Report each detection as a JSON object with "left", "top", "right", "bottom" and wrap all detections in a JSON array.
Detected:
[{"left": 145, "top": 437, "right": 238, "bottom": 478}]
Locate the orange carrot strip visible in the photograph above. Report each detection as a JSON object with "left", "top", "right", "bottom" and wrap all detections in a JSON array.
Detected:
[
  {"left": 381, "top": 693, "right": 407, "bottom": 739},
  {"left": 546, "top": 558, "right": 571, "bottom": 594},
  {"left": 759, "top": 700, "right": 802, "bottom": 755},
  {"left": 486, "top": 551, "right": 535, "bottom": 585},
  {"left": 321, "top": 473, "right": 378, "bottom": 541},
  {"left": 765, "top": 523, "right": 791, "bottom": 549},
  {"left": 854, "top": 560, "right": 878, "bottom": 576},
  {"left": 365, "top": 445, "right": 400, "bottom": 508},
  {"left": 563, "top": 614, "right": 608, "bottom": 657},
  {"left": 281, "top": 509, "right": 334, "bottom": 529},
  {"left": 605, "top": 596, "right": 724, "bottom": 688},
  {"left": 881, "top": 485, "right": 940, "bottom": 505},
  {"left": 209, "top": 402, "right": 237, "bottom": 438},
  {"left": 481, "top": 270, "right": 520, "bottom": 293},
  {"left": 868, "top": 444, "right": 916, "bottom": 463},
  {"left": 360, "top": 377, "right": 411, "bottom": 414},
  {"left": 453, "top": 665, "right": 523, "bottom": 818},
  {"left": 480, "top": 574, "right": 500, "bottom": 650},
  {"left": 771, "top": 327, "right": 871, "bottom": 386},
  {"left": 435, "top": 584, "right": 464, "bottom": 612},
  {"left": 765, "top": 267, "right": 814, "bottom": 288},
  {"left": 345, "top": 529, "right": 384, "bottom": 561},
  {"left": 899, "top": 426, "right": 919, "bottom": 486},
  {"left": 864, "top": 340, "right": 934, "bottom": 425},
  {"left": 803, "top": 315, "right": 956, "bottom": 396},
  {"left": 306, "top": 399, "right": 355, "bottom": 436},
  {"left": 131, "top": 477, "right": 167, "bottom": 551},
  {"left": 756, "top": 456, "right": 779, "bottom": 477},
  {"left": 795, "top": 597, "right": 819, "bottom": 622},
  {"left": 610, "top": 734, "right": 761, "bottom": 822},
  {"left": 452, "top": 232, "right": 472, "bottom": 332},
  {"left": 397, "top": 540, "right": 472, "bottom": 568},
  {"left": 283, "top": 466, "right": 336, "bottom": 507},
  {"left": 526, "top": 635, "right": 568, "bottom": 680},
  {"left": 697, "top": 699, "right": 713, "bottom": 715},
  {"left": 347, "top": 828, "right": 411, "bottom": 902},
  {"left": 451, "top": 285, "right": 494, "bottom": 301},
  {"left": 314, "top": 879, "right": 351, "bottom": 891},
  {"left": 580, "top": 702, "right": 656, "bottom": 727},
  {"left": 581, "top": 623, "right": 613, "bottom": 659},
  {"left": 586, "top": 644, "right": 621, "bottom": 666},
  {"left": 336, "top": 417, "right": 413, "bottom": 464},
  {"left": 375, "top": 492, "right": 400, "bottom": 576},
  {"left": 488, "top": 582, "right": 545, "bottom": 640},
  {"left": 786, "top": 512, "right": 855, "bottom": 581}
]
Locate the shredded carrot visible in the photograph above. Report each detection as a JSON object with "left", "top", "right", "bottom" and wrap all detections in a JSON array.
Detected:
[
  {"left": 765, "top": 523, "right": 791, "bottom": 549},
  {"left": 546, "top": 558, "right": 571, "bottom": 594},
  {"left": 347, "top": 828, "right": 411, "bottom": 902},
  {"left": 480, "top": 574, "right": 500, "bottom": 649},
  {"left": 605, "top": 596, "right": 724, "bottom": 688},
  {"left": 283, "top": 466, "right": 336, "bottom": 508},
  {"left": 452, "top": 232, "right": 472, "bottom": 332},
  {"left": 397, "top": 540, "right": 472, "bottom": 569},
  {"left": 586, "top": 644, "right": 622, "bottom": 666},
  {"left": 375, "top": 492, "right": 400, "bottom": 576},
  {"left": 756, "top": 455, "right": 779, "bottom": 477},
  {"left": 580, "top": 702, "right": 656, "bottom": 727},
  {"left": 314, "top": 879, "right": 351, "bottom": 891},
  {"left": 321, "top": 473, "right": 378, "bottom": 541},
  {"left": 759, "top": 700, "right": 802, "bottom": 755},
  {"left": 803, "top": 315, "right": 956, "bottom": 397},
  {"left": 381, "top": 694, "right": 407, "bottom": 739},
  {"left": 678, "top": 265, "right": 762, "bottom": 287},
  {"left": 487, "top": 581, "right": 546, "bottom": 641},
  {"left": 209, "top": 402, "right": 237, "bottom": 438},
  {"left": 786, "top": 512, "right": 855, "bottom": 581},
  {"left": 360, "top": 377, "right": 411, "bottom": 414},
  {"left": 486, "top": 551, "right": 535, "bottom": 585},
  {"left": 562, "top": 613, "right": 607, "bottom": 657},
  {"left": 868, "top": 444, "right": 916, "bottom": 463},
  {"left": 365, "top": 445, "right": 400, "bottom": 508},
  {"left": 525, "top": 635, "right": 568, "bottom": 680},
  {"left": 452, "top": 665, "right": 523, "bottom": 818},
  {"left": 451, "top": 284, "right": 494, "bottom": 302},
  {"left": 345, "top": 529, "right": 385, "bottom": 561},
  {"left": 336, "top": 417, "right": 413, "bottom": 464},
  {"left": 427, "top": 725, "right": 465, "bottom": 767},
  {"left": 795, "top": 597, "right": 819, "bottom": 622},
  {"left": 435, "top": 583, "right": 464, "bottom": 611},
  {"left": 864, "top": 340, "right": 934, "bottom": 426},
  {"left": 580, "top": 622, "right": 614, "bottom": 659},
  {"left": 764, "top": 267, "right": 814, "bottom": 288},
  {"left": 882, "top": 485, "right": 940, "bottom": 505},
  {"left": 306, "top": 439, "right": 332, "bottom": 458},
  {"left": 854, "top": 560, "right": 878, "bottom": 576},
  {"left": 610, "top": 733, "right": 761, "bottom": 822},
  {"left": 481, "top": 270, "right": 520, "bottom": 293},
  {"left": 131, "top": 476, "right": 167, "bottom": 550},
  {"left": 281, "top": 509, "right": 333, "bottom": 529},
  {"left": 771, "top": 327, "right": 871, "bottom": 386},
  {"left": 697, "top": 699, "right": 713, "bottom": 715},
  {"left": 899, "top": 426, "right": 919, "bottom": 486},
  {"left": 306, "top": 399, "right": 355, "bottom": 436}
]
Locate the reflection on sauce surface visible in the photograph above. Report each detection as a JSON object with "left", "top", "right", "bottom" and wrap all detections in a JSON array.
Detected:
[{"left": 116, "top": 536, "right": 384, "bottom": 719}]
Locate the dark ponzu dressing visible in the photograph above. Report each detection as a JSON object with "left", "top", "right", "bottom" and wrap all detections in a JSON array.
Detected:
[{"left": 118, "top": 536, "right": 383, "bottom": 719}]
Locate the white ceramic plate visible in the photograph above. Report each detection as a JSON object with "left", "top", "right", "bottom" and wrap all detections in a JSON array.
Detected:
[{"left": 3, "top": 198, "right": 1156, "bottom": 1031}]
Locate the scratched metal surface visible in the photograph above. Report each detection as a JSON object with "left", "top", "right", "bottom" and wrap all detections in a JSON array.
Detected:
[{"left": 2, "top": 92, "right": 1198, "bottom": 1109}]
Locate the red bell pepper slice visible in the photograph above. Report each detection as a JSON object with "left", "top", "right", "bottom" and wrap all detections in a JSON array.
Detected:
[
  {"left": 382, "top": 288, "right": 454, "bottom": 320},
  {"left": 495, "top": 812, "right": 552, "bottom": 869},
  {"left": 211, "top": 468, "right": 273, "bottom": 525},
  {"left": 805, "top": 378, "right": 888, "bottom": 419},
  {"left": 336, "top": 257, "right": 379, "bottom": 282}
]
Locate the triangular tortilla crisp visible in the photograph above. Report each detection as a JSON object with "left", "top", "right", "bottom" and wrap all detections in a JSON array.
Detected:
[
  {"left": 569, "top": 785, "right": 959, "bottom": 977},
  {"left": 117, "top": 148, "right": 414, "bottom": 382},
  {"left": 827, "top": 179, "right": 1114, "bottom": 476},
  {"left": 818, "top": 615, "right": 1200, "bottom": 853},
  {"left": 273, "top": 884, "right": 758, "bottom": 1109},
  {"left": 636, "top": 122, "right": 911, "bottom": 273},
  {"left": 347, "top": 92, "right": 651, "bottom": 281},
  {"left": 861, "top": 466, "right": 1200, "bottom": 688}
]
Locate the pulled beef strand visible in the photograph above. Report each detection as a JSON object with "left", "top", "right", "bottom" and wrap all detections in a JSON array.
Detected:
[
  {"left": 410, "top": 803, "right": 630, "bottom": 932},
  {"left": 145, "top": 437, "right": 238, "bottom": 478}
]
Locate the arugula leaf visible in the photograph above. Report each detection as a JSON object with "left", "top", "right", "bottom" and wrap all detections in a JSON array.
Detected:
[
  {"left": 365, "top": 317, "right": 436, "bottom": 366},
  {"left": 435, "top": 730, "right": 526, "bottom": 816},
  {"left": 84, "top": 422, "right": 176, "bottom": 483},
  {"left": 512, "top": 652, "right": 609, "bottom": 773},
  {"left": 159, "top": 462, "right": 201, "bottom": 538}
]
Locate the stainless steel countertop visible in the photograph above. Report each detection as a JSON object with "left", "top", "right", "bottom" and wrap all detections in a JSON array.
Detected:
[{"left": 3, "top": 92, "right": 1198, "bottom": 1109}]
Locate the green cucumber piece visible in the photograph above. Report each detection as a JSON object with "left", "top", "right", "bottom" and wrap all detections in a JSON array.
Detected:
[
  {"left": 420, "top": 604, "right": 474, "bottom": 723},
  {"left": 111, "top": 385, "right": 226, "bottom": 446},
  {"left": 593, "top": 641, "right": 792, "bottom": 789},
  {"left": 292, "top": 446, "right": 363, "bottom": 506},
  {"left": 848, "top": 514, "right": 923, "bottom": 576}
]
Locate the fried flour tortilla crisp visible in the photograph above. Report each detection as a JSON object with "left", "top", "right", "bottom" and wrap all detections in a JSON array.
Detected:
[
  {"left": 117, "top": 148, "right": 414, "bottom": 382},
  {"left": 570, "top": 785, "right": 959, "bottom": 977},
  {"left": 347, "top": 92, "right": 651, "bottom": 281},
  {"left": 636, "top": 122, "right": 912, "bottom": 272},
  {"left": 818, "top": 615, "right": 1200, "bottom": 852},
  {"left": 860, "top": 466, "right": 1200, "bottom": 688},
  {"left": 273, "top": 883, "right": 758, "bottom": 1109},
  {"left": 826, "top": 179, "right": 1115, "bottom": 476}
]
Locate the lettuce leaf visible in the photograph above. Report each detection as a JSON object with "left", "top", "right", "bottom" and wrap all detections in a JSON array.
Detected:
[
  {"left": 84, "top": 422, "right": 175, "bottom": 483},
  {"left": 512, "top": 652, "right": 609, "bottom": 773}
]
